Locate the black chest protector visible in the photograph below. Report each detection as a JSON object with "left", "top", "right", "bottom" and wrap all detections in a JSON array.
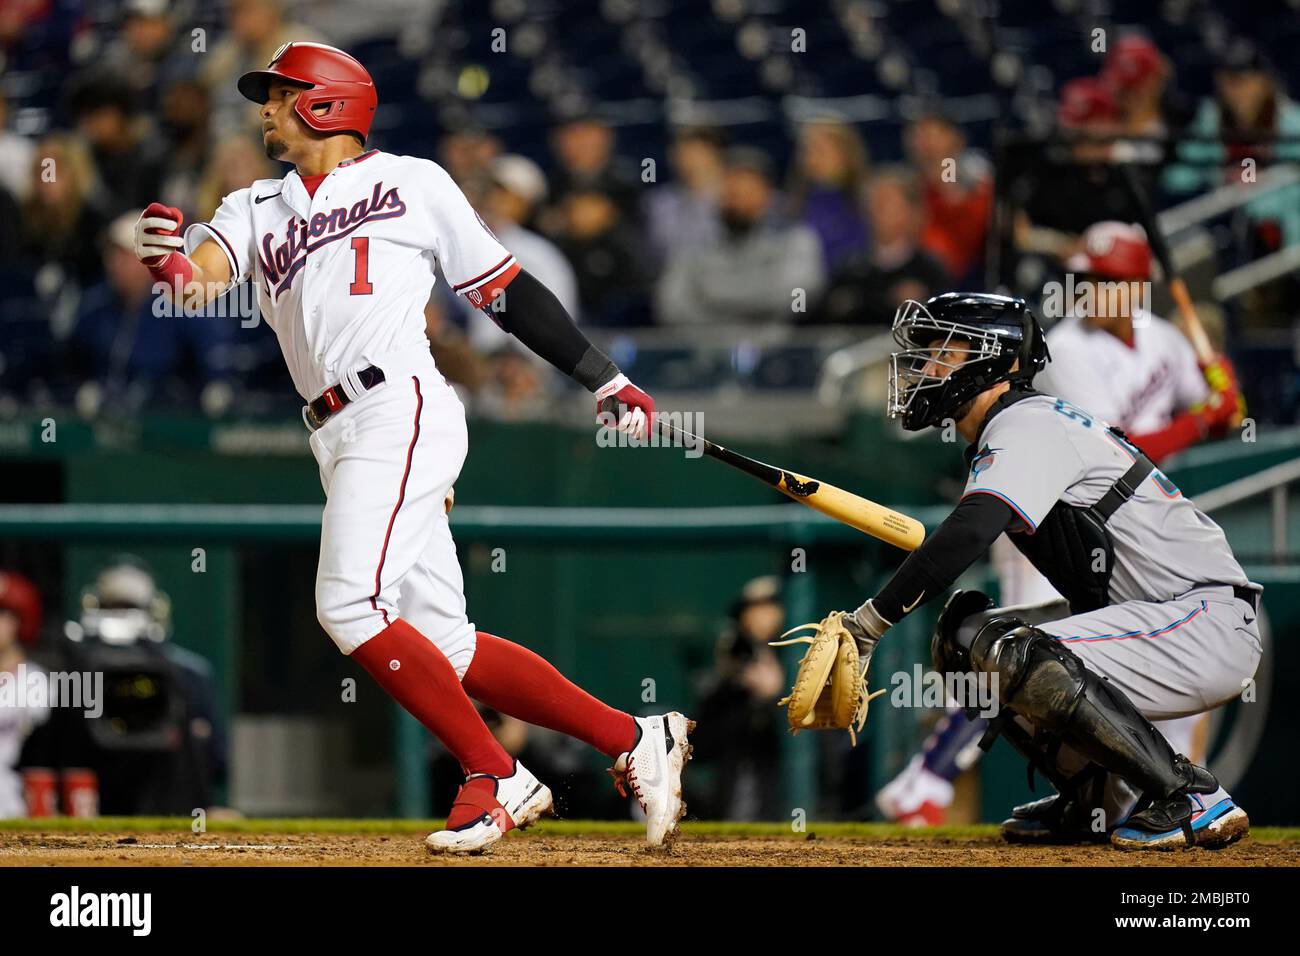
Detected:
[{"left": 1007, "top": 426, "right": 1156, "bottom": 614}]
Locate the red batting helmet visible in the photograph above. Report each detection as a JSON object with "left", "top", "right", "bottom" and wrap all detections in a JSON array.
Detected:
[
  {"left": 238, "top": 42, "right": 377, "bottom": 141},
  {"left": 0, "top": 571, "right": 43, "bottom": 646},
  {"left": 1066, "top": 221, "right": 1152, "bottom": 280}
]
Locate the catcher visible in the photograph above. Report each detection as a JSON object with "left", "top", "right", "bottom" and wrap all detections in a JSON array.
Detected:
[{"left": 773, "top": 292, "right": 1261, "bottom": 850}]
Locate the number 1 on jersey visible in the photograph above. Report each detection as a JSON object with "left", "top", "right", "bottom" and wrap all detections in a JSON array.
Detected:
[{"left": 349, "top": 237, "right": 373, "bottom": 295}]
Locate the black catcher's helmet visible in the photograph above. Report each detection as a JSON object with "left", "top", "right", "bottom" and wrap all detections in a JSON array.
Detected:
[{"left": 888, "top": 292, "right": 1050, "bottom": 431}]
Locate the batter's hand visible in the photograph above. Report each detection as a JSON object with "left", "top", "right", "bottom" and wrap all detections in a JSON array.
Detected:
[
  {"left": 595, "top": 374, "right": 655, "bottom": 442},
  {"left": 1197, "top": 355, "right": 1245, "bottom": 435},
  {"left": 1200, "top": 355, "right": 1238, "bottom": 396},
  {"left": 134, "top": 202, "right": 185, "bottom": 265}
]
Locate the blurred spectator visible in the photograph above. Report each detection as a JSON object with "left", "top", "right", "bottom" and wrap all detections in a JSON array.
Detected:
[
  {"left": 644, "top": 126, "right": 724, "bottom": 268},
  {"left": 424, "top": 296, "right": 488, "bottom": 395},
  {"left": 1101, "top": 33, "right": 1181, "bottom": 138},
  {"left": 4, "top": 133, "right": 109, "bottom": 397},
  {"left": 905, "top": 112, "right": 993, "bottom": 285},
  {"left": 554, "top": 186, "right": 650, "bottom": 326},
  {"left": 466, "top": 154, "right": 579, "bottom": 350},
  {"left": 201, "top": 0, "right": 324, "bottom": 136},
  {"left": 66, "top": 70, "right": 168, "bottom": 216},
  {"left": 546, "top": 113, "right": 642, "bottom": 225},
  {"left": 487, "top": 154, "right": 578, "bottom": 315},
  {"left": 656, "top": 146, "right": 824, "bottom": 326},
  {"left": 101, "top": 0, "right": 196, "bottom": 113},
  {"left": 195, "top": 136, "right": 278, "bottom": 220},
  {"left": 0, "top": 571, "right": 49, "bottom": 819},
  {"left": 0, "top": 93, "right": 35, "bottom": 204},
  {"left": 0, "top": 0, "right": 76, "bottom": 114},
  {"left": 787, "top": 117, "right": 871, "bottom": 270},
  {"left": 1010, "top": 78, "right": 1143, "bottom": 264},
  {"left": 475, "top": 346, "right": 553, "bottom": 421},
  {"left": 0, "top": 173, "right": 19, "bottom": 266},
  {"left": 1167, "top": 39, "right": 1300, "bottom": 251},
  {"left": 690, "top": 576, "right": 786, "bottom": 820},
  {"left": 67, "top": 212, "right": 237, "bottom": 415},
  {"left": 810, "top": 167, "right": 949, "bottom": 325},
  {"left": 20, "top": 132, "right": 110, "bottom": 289},
  {"left": 300, "top": 0, "right": 439, "bottom": 46},
  {"left": 437, "top": 126, "right": 502, "bottom": 188},
  {"left": 157, "top": 80, "right": 216, "bottom": 222}
]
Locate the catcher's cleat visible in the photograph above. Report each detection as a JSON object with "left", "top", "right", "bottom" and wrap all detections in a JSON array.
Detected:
[
  {"left": 1001, "top": 793, "right": 1110, "bottom": 845},
  {"left": 610, "top": 712, "right": 695, "bottom": 847},
  {"left": 425, "top": 760, "right": 552, "bottom": 855},
  {"left": 1110, "top": 793, "right": 1249, "bottom": 851}
]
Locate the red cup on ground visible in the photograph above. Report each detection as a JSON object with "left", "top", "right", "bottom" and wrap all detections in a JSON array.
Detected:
[
  {"left": 22, "top": 768, "right": 58, "bottom": 817},
  {"left": 61, "top": 768, "right": 100, "bottom": 818}
]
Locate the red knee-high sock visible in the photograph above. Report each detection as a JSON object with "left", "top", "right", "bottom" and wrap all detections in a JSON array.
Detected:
[
  {"left": 352, "top": 619, "right": 513, "bottom": 778},
  {"left": 463, "top": 632, "right": 637, "bottom": 759}
]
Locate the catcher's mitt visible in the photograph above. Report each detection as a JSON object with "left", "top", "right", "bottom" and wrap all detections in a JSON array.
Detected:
[{"left": 769, "top": 610, "right": 886, "bottom": 746}]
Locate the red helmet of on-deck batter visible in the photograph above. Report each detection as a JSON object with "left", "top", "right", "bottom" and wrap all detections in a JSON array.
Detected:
[
  {"left": 0, "top": 571, "right": 43, "bottom": 646},
  {"left": 1065, "top": 221, "right": 1152, "bottom": 280},
  {"left": 238, "top": 42, "right": 378, "bottom": 141}
]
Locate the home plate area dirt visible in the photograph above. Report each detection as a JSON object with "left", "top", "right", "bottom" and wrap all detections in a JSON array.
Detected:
[{"left": 1, "top": 820, "right": 1297, "bottom": 866}]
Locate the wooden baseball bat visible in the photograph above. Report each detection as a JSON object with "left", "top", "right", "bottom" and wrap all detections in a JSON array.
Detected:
[
  {"left": 1117, "top": 164, "right": 1216, "bottom": 362},
  {"left": 1118, "top": 163, "right": 1243, "bottom": 426},
  {"left": 658, "top": 420, "right": 925, "bottom": 551}
]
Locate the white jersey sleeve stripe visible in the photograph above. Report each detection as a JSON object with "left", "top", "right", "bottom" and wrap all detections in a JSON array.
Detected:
[{"left": 452, "top": 253, "right": 517, "bottom": 293}]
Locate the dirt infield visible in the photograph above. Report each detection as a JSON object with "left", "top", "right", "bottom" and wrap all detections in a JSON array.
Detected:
[{"left": 1, "top": 820, "right": 1297, "bottom": 866}]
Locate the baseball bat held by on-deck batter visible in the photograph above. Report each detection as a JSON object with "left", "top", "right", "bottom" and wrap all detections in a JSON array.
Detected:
[
  {"left": 1117, "top": 164, "right": 1216, "bottom": 362},
  {"left": 656, "top": 419, "right": 925, "bottom": 551}
]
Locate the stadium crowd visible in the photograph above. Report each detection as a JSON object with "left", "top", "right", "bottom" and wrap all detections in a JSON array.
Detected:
[{"left": 0, "top": 0, "right": 1298, "bottom": 423}]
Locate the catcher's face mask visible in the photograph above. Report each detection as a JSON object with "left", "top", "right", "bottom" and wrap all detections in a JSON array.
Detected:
[{"left": 887, "top": 299, "right": 1009, "bottom": 431}]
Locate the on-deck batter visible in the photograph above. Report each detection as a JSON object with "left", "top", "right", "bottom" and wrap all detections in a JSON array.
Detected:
[{"left": 131, "top": 42, "right": 693, "bottom": 853}]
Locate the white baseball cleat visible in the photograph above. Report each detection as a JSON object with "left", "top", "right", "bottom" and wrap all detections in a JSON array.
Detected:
[
  {"left": 611, "top": 712, "right": 695, "bottom": 846},
  {"left": 425, "top": 760, "right": 553, "bottom": 855}
]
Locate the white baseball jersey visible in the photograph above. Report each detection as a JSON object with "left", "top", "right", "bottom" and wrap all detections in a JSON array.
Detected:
[
  {"left": 184, "top": 149, "right": 520, "bottom": 402},
  {"left": 1034, "top": 310, "right": 1208, "bottom": 434},
  {"left": 184, "top": 149, "right": 528, "bottom": 664}
]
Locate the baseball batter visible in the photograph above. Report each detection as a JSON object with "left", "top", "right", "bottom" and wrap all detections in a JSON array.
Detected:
[
  {"left": 878, "top": 223, "right": 1244, "bottom": 825},
  {"left": 132, "top": 42, "right": 692, "bottom": 852},
  {"left": 832, "top": 292, "right": 1260, "bottom": 848}
]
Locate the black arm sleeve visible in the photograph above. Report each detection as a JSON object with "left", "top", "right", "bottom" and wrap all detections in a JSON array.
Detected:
[
  {"left": 485, "top": 268, "right": 620, "bottom": 391},
  {"left": 872, "top": 492, "right": 1018, "bottom": 624}
]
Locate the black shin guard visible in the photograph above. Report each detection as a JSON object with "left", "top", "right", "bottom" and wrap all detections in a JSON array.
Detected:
[{"left": 968, "top": 620, "right": 1209, "bottom": 802}]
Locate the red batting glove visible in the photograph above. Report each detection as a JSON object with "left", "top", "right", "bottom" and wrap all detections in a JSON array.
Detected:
[
  {"left": 134, "top": 202, "right": 193, "bottom": 291},
  {"left": 594, "top": 373, "right": 655, "bottom": 442}
]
